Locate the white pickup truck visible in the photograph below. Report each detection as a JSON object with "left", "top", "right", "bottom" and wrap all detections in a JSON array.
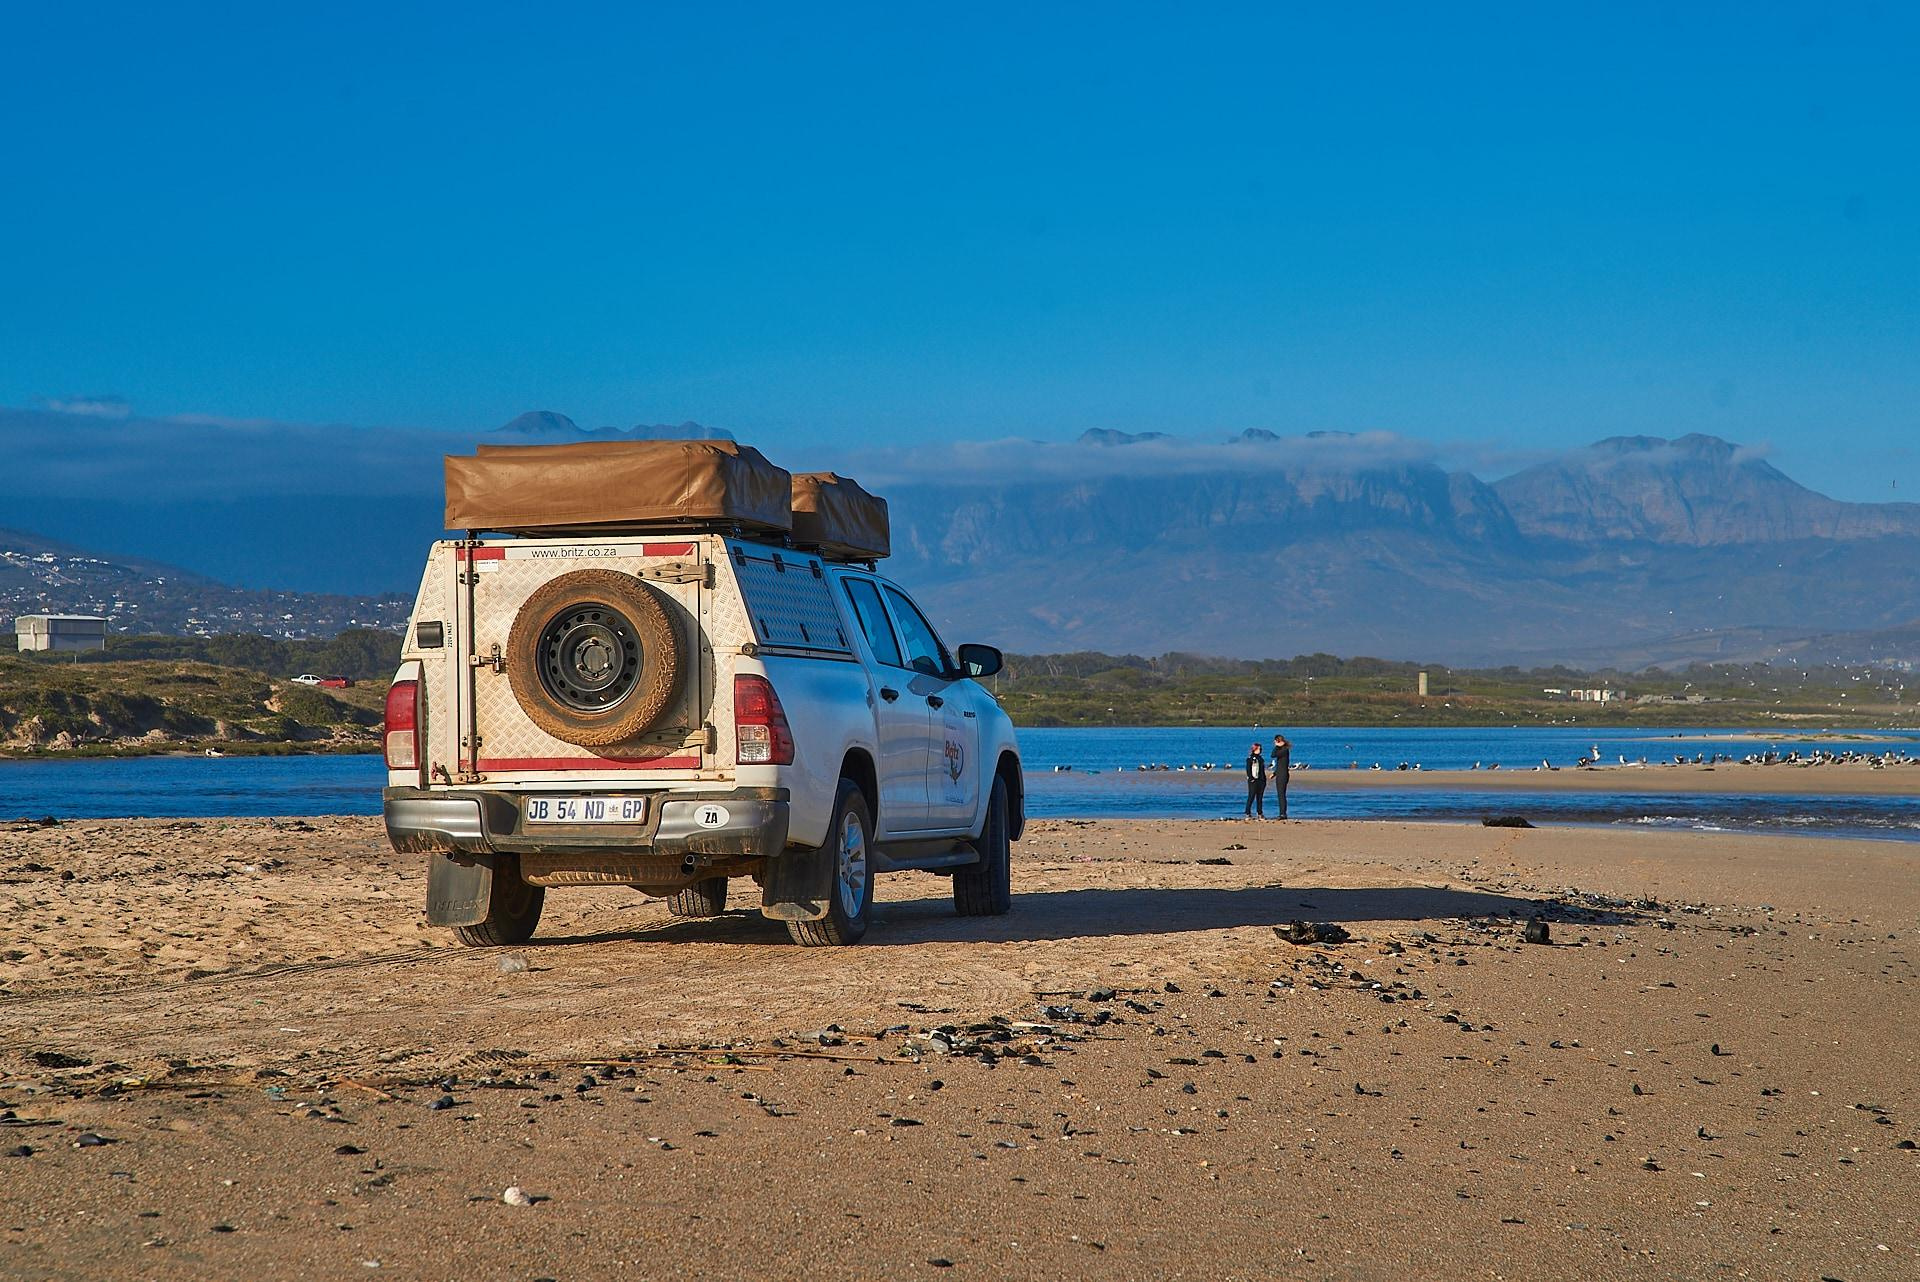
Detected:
[{"left": 381, "top": 530, "right": 1024, "bottom": 946}]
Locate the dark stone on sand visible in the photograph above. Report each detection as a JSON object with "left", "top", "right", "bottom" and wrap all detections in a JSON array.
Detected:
[
  {"left": 1277, "top": 921, "right": 1352, "bottom": 946},
  {"left": 5, "top": 1145, "right": 31, "bottom": 1158},
  {"left": 1086, "top": 988, "right": 1116, "bottom": 1003},
  {"left": 1523, "top": 919, "right": 1551, "bottom": 945},
  {"left": 428, "top": 1095, "right": 456, "bottom": 1111},
  {"left": 74, "top": 1133, "right": 110, "bottom": 1147},
  {"left": 890, "top": 1118, "right": 923, "bottom": 1127},
  {"left": 30, "top": 1051, "right": 91, "bottom": 1069},
  {"left": 335, "top": 1144, "right": 366, "bottom": 1156},
  {"left": 1483, "top": 815, "right": 1535, "bottom": 828}
]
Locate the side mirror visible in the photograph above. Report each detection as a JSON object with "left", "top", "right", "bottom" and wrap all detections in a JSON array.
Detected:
[{"left": 956, "top": 643, "right": 1003, "bottom": 679}]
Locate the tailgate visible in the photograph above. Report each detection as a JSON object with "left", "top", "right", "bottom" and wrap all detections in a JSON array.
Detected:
[{"left": 452, "top": 538, "right": 719, "bottom": 785}]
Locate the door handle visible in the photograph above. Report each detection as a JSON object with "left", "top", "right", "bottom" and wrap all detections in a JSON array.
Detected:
[
  {"left": 926, "top": 694, "right": 945, "bottom": 709},
  {"left": 879, "top": 687, "right": 899, "bottom": 703}
]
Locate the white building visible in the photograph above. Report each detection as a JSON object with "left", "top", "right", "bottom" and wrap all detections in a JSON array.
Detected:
[{"left": 14, "top": 614, "right": 108, "bottom": 653}]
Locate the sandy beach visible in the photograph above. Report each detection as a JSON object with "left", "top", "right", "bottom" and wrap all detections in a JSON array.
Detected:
[{"left": 2, "top": 816, "right": 1915, "bottom": 1280}]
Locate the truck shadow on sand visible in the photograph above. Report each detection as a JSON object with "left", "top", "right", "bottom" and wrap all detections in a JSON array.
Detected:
[{"left": 546, "top": 883, "right": 1640, "bottom": 948}]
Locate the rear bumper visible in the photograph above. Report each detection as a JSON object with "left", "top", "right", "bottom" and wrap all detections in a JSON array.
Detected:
[{"left": 383, "top": 786, "right": 790, "bottom": 865}]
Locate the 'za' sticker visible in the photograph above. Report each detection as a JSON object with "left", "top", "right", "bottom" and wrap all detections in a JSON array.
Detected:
[{"left": 694, "top": 805, "right": 730, "bottom": 829}]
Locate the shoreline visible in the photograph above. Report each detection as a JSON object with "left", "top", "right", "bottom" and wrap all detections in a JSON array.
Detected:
[{"left": 1061, "top": 760, "right": 1920, "bottom": 797}]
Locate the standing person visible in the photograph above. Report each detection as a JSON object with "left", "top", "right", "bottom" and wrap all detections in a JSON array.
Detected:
[
  {"left": 1244, "top": 741, "right": 1268, "bottom": 818},
  {"left": 1270, "top": 732, "right": 1293, "bottom": 820}
]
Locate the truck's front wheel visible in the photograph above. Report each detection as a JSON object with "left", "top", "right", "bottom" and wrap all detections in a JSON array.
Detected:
[
  {"left": 953, "top": 775, "right": 1012, "bottom": 917},
  {"left": 786, "top": 780, "right": 873, "bottom": 946},
  {"left": 453, "top": 857, "right": 546, "bottom": 947}
]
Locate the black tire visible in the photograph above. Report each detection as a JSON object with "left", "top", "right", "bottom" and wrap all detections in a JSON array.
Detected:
[
  {"left": 667, "top": 876, "right": 728, "bottom": 918},
  {"left": 954, "top": 775, "right": 1012, "bottom": 916},
  {"left": 787, "top": 779, "right": 873, "bottom": 947},
  {"left": 452, "top": 858, "right": 546, "bottom": 947},
  {"left": 505, "top": 569, "right": 684, "bottom": 750}
]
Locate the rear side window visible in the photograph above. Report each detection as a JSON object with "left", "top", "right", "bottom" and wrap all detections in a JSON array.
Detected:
[
  {"left": 842, "top": 578, "right": 905, "bottom": 668},
  {"left": 882, "top": 586, "right": 951, "bottom": 677}
]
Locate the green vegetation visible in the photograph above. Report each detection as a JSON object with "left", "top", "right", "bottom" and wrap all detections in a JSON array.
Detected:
[
  {"left": 72, "top": 628, "right": 404, "bottom": 681},
  {"left": 5, "top": 631, "right": 1914, "bottom": 756},
  {"left": 990, "top": 652, "right": 1917, "bottom": 728},
  {"left": 0, "top": 651, "right": 384, "bottom": 756}
]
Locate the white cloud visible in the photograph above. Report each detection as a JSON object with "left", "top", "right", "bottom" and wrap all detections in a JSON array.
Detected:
[{"left": 42, "top": 395, "right": 133, "bottom": 419}]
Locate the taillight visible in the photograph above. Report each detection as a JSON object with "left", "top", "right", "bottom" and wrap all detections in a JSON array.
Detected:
[
  {"left": 384, "top": 679, "right": 421, "bottom": 771},
  {"left": 734, "top": 674, "right": 794, "bottom": 765}
]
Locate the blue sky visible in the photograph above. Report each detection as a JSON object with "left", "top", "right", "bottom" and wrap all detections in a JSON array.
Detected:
[{"left": 2, "top": 3, "right": 1915, "bottom": 500}]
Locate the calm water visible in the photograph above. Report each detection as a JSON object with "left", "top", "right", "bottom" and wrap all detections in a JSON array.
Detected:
[{"left": 1, "top": 726, "right": 1915, "bottom": 840}]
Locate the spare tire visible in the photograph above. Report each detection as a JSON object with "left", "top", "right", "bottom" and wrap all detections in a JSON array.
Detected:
[{"left": 505, "top": 569, "right": 684, "bottom": 749}]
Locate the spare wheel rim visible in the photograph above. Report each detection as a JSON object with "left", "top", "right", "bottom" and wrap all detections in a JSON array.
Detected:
[{"left": 537, "top": 604, "right": 643, "bottom": 712}]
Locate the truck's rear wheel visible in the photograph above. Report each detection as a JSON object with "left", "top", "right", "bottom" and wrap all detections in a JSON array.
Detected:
[
  {"left": 505, "top": 569, "right": 684, "bottom": 749},
  {"left": 953, "top": 775, "right": 1012, "bottom": 916},
  {"left": 787, "top": 780, "right": 873, "bottom": 946},
  {"left": 453, "top": 857, "right": 546, "bottom": 947},
  {"left": 668, "top": 876, "right": 728, "bottom": 918}
]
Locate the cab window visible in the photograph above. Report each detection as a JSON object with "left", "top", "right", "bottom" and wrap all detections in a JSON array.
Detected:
[
  {"left": 882, "top": 586, "right": 952, "bottom": 677},
  {"left": 842, "top": 577, "right": 905, "bottom": 668}
]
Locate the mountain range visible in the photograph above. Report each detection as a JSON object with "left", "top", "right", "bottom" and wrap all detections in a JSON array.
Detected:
[
  {"left": 881, "top": 430, "right": 1920, "bottom": 666},
  {"left": 1, "top": 399, "right": 1915, "bottom": 668}
]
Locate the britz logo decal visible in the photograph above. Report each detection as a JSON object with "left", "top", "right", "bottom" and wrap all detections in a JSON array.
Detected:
[{"left": 943, "top": 738, "right": 965, "bottom": 783}]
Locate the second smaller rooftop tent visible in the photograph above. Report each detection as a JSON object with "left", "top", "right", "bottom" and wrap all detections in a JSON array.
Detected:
[{"left": 790, "top": 472, "right": 890, "bottom": 561}]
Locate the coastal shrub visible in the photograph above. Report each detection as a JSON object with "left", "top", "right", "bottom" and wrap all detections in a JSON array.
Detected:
[{"left": 277, "top": 685, "right": 379, "bottom": 729}]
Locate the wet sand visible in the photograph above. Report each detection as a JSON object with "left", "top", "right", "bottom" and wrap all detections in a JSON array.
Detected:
[
  {"left": 2, "top": 816, "right": 1915, "bottom": 1280},
  {"left": 1093, "top": 760, "right": 1920, "bottom": 796}
]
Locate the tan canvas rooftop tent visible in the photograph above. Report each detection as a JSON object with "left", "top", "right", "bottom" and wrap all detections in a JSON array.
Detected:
[
  {"left": 790, "top": 472, "right": 890, "bottom": 561},
  {"left": 444, "top": 439, "right": 793, "bottom": 534}
]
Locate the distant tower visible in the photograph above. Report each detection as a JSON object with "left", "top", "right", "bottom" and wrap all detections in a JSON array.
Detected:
[{"left": 1417, "top": 671, "right": 1429, "bottom": 697}]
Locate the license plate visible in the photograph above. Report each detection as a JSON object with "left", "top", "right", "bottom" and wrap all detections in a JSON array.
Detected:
[{"left": 524, "top": 796, "right": 648, "bottom": 825}]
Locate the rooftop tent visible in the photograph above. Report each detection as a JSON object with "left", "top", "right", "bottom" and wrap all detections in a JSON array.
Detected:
[
  {"left": 444, "top": 439, "right": 793, "bottom": 534},
  {"left": 790, "top": 472, "right": 890, "bottom": 561}
]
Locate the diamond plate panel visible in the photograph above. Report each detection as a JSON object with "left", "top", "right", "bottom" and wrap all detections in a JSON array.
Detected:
[
  {"left": 728, "top": 543, "right": 853, "bottom": 654},
  {"left": 462, "top": 541, "right": 718, "bottom": 773}
]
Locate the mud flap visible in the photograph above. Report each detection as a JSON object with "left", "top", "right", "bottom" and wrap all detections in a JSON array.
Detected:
[
  {"left": 425, "top": 853, "right": 495, "bottom": 926},
  {"left": 758, "top": 844, "right": 832, "bottom": 922}
]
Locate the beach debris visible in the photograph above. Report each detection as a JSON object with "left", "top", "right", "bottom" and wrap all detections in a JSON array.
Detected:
[
  {"left": 1275, "top": 921, "right": 1351, "bottom": 946},
  {"left": 1482, "top": 815, "right": 1535, "bottom": 828},
  {"left": 30, "top": 1051, "right": 91, "bottom": 1069},
  {"left": 1522, "top": 919, "right": 1552, "bottom": 945},
  {"left": 497, "top": 954, "right": 529, "bottom": 975},
  {"left": 501, "top": 1186, "right": 536, "bottom": 1207},
  {"left": 1710, "top": 1043, "right": 1731, "bottom": 1057},
  {"left": 5, "top": 1145, "right": 32, "bottom": 1158}
]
